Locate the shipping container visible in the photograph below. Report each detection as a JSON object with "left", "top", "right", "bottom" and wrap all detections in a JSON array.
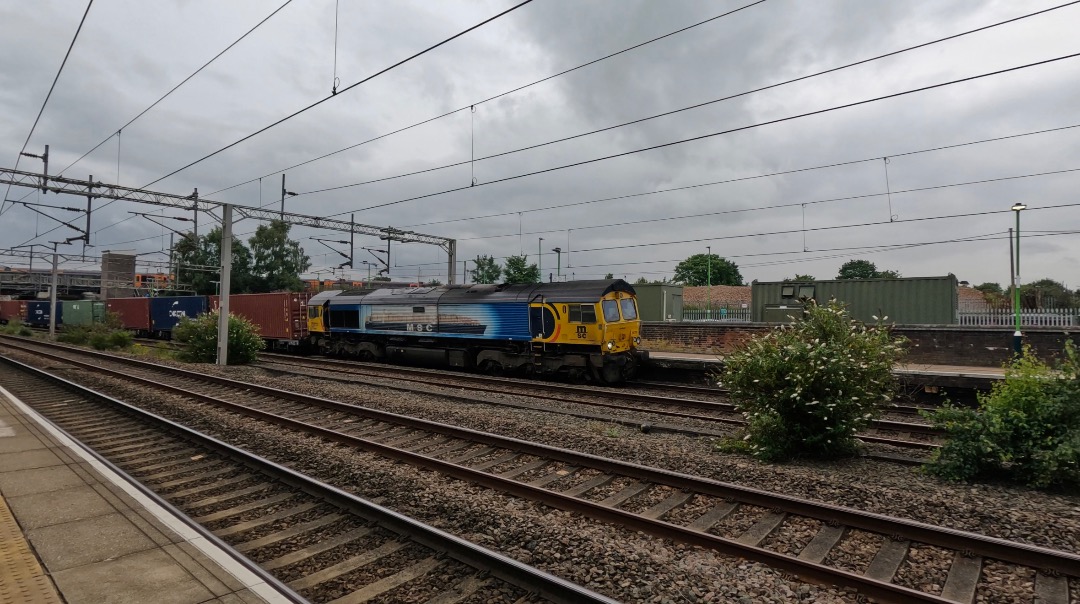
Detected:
[
  {"left": 632, "top": 284, "right": 684, "bottom": 322},
  {"left": 210, "top": 292, "right": 312, "bottom": 349},
  {"left": 61, "top": 300, "right": 105, "bottom": 326},
  {"left": 25, "top": 301, "right": 62, "bottom": 327},
  {"left": 106, "top": 297, "right": 151, "bottom": 334},
  {"left": 0, "top": 300, "right": 27, "bottom": 325},
  {"left": 751, "top": 275, "right": 959, "bottom": 325},
  {"left": 150, "top": 296, "right": 208, "bottom": 335}
]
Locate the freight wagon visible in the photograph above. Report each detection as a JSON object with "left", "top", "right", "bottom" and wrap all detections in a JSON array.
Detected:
[
  {"left": 25, "top": 300, "right": 61, "bottom": 328},
  {"left": 150, "top": 296, "right": 207, "bottom": 338},
  {"left": 61, "top": 300, "right": 105, "bottom": 326},
  {"left": 106, "top": 297, "right": 151, "bottom": 335},
  {"left": 0, "top": 300, "right": 27, "bottom": 325},
  {"left": 209, "top": 292, "right": 312, "bottom": 351}
]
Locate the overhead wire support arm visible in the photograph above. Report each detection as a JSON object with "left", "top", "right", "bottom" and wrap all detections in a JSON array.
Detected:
[{"left": 12, "top": 199, "right": 88, "bottom": 242}]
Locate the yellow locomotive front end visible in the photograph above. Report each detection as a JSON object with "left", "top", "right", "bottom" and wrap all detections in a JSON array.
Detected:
[{"left": 534, "top": 285, "right": 644, "bottom": 383}]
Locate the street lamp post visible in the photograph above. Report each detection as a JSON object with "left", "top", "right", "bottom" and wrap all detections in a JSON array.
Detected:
[
  {"left": 538, "top": 237, "right": 543, "bottom": 282},
  {"left": 706, "top": 246, "right": 712, "bottom": 320},
  {"left": 552, "top": 247, "right": 561, "bottom": 280},
  {"left": 1011, "top": 202, "right": 1026, "bottom": 355}
]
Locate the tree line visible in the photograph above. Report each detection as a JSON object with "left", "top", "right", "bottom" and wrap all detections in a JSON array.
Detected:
[{"left": 171, "top": 220, "right": 311, "bottom": 295}]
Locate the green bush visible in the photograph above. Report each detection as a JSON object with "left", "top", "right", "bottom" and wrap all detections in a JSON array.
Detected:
[
  {"left": 57, "top": 313, "right": 132, "bottom": 351},
  {"left": 924, "top": 344, "right": 1080, "bottom": 490},
  {"left": 720, "top": 299, "right": 906, "bottom": 461},
  {"left": 1, "top": 318, "right": 33, "bottom": 337},
  {"left": 173, "top": 311, "right": 264, "bottom": 364}
]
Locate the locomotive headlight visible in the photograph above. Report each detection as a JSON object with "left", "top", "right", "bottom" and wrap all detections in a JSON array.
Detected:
[
  {"left": 633, "top": 336, "right": 640, "bottom": 345},
  {"left": 606, "top": 340, "right": 615, "bottom": 350}
]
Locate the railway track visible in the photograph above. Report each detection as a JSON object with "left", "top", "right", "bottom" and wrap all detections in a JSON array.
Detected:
[
  {"left": 257, "top": 353, "right": 941, "bottom": 453},
  {"left": 3, "top": 337, "right": 1077, "bottom": 603},
  {"left": 0, "top": 353, "right": 616, "bottom": 604}
]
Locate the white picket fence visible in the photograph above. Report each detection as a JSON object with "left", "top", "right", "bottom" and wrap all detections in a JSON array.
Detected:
[
  {"left": 958, "top": 307, "right": 1078, "bottom": 327},
  {"left": 682, "top": 308, "right": 753, "bottom": 322}
]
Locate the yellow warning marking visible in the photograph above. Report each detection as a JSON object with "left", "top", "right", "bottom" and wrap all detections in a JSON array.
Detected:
[{"left": 0, "top": 495, "right": 62, "bottom": 604}]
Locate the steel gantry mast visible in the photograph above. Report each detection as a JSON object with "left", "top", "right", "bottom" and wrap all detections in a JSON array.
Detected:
[{"left": 0, "top": 166, "right": 459, "bottom": 363}]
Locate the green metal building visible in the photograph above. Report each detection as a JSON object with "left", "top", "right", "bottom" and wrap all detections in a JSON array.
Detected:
[
  {"left": 632, "top": 284, "right": 684, "bottom": 322},
  {"left": 751, "top": 275, "right": 958, "bottom": 324}
]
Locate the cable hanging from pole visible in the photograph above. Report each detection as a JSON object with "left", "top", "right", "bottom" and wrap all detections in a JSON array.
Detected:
[
  {"left": 883, "top": 157, "right": 897, "bottom": 221},
  {"left": 331, "top": 0, "right": 340, "bottom": 95}
]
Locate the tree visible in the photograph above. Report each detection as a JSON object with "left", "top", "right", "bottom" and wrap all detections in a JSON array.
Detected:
[
  {"left": 877, "top": 269, "right": 902, "bottom": 279},
  {"left": 1020, "top": 278, "right": 1077, "bottom": 308},
  {"left": 974, "top": 282, "right": 1003, "bottom": 296},
  {"left": 470, "top": 255, "right": 502, "bottom": 284},
  {"left": 425, "top": 279, "right": 442, "bottom": 286},
  {"left": 248, "top": 220, "right": 310, "bottom": 292},
  {"left": 836, "top": 260, "right": 878, "bottom": 279},
  {"left": 172, "top": 228, "right": 254, "bottom": 295},
  {"left": 604, "top": 273, "right": 614, "bottom": 279},
  {"left": 503, "top": 254, "right": 540, "bottom": 284},
  {"left": 783, "top": 274, "right": 816, "bottom": 282},
  {"left": 673, "top": 254, "right": 742, "bottom": 286}
]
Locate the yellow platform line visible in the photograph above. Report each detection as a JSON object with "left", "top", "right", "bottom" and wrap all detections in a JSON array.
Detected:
[{"left": 0, "top": 495, "right": 62, "bottom": 604}]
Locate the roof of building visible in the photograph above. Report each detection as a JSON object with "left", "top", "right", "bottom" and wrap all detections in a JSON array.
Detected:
[{"left": 682, "top": 285, "right": 752, "bottom": 308}]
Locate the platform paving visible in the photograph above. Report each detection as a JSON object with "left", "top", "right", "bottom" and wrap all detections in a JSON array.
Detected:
[{"left": 0, "top": 383, "right": 292, "bottom": 604}]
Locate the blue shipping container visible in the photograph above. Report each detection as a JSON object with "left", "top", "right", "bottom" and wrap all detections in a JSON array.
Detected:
[
  {"left": 25, "top": 301, "right": 62, "bottom": 327},
  {"left": 150, "top": 296, "right": 208, "bottom": 334}
]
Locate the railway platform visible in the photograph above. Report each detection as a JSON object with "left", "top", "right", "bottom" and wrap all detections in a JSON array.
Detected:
[
  {"left": 0, "top": 384, "right": 290, "bottom": 604},
  {"left": 646, "top": 350, "right": 1005, "bottom": 390}
]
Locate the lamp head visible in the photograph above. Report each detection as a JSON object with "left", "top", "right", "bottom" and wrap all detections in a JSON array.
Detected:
[{"left": 1011, "top": 203, "right": 1027, "bottom": 212}]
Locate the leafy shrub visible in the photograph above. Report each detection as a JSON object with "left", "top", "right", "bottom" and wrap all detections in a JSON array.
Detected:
[
  {"left": 173, "top": 311, "right": 264, "bottom": 364},
  {"left": 720, "top": 299, "right": 905, "bottom": 461},
  {"left": 57, "top": 313, "right": 132, "bottom": 351},
  {"left": 1, "top": 318, "right": 33, "bottom": 337},
  {"left": 924, "top": 344, "right": 1080, "bottom": 490}
]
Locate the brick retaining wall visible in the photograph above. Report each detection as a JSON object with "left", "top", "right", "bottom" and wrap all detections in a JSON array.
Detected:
[{"left": 641, "top": 322, "right": 1080, "bottom": 367}]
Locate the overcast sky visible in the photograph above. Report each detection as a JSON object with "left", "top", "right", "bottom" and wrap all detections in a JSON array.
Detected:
[{"left": 1, "top": 0, "right": 1077, "bottom": 287}]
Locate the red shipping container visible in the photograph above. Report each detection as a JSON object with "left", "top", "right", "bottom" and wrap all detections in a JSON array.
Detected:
[
  {"left": 106, "top": 297, "right": 151, "bottom": 332},
  {"left": 0, "top": 300, "right": 27, "bottom": 323},
  {"left": 210, "top": 292, "right": 312, "bottom": 342}
]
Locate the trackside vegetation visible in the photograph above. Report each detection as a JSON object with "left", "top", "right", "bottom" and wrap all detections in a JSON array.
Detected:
[
  {"left": 173, "top": 311, "right": 264, "bottom": 364},
  {"left": 924, "top": 344, "right": 1080, "bottom": 490},
  {"left": 719, "top": 300, "right": 906, "bottom": 461},
  {"left": 56, "top": 313, "right": 133, "bottom": 350},
  {"left": 0, "top": 318, "right": 33, "bottom": 337}
]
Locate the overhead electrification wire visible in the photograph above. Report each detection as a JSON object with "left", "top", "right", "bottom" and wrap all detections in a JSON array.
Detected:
[
  {"left": 449, "top": 165, "right": 1080, "bottom": 241},
  {"left": 205, "top": 0, "right": 769, "bottom": 199},
  {"left": 1, "top": 0, "right": 94, "bottom": 217},
  {"left": 406, "top": 122, "right": 1080, "bottom": 229},
  {"left": 49, "top": 0, "right": 297, "bottom": 181},
  {"left": 298, "top": 1, "right": 1079, "bottom": 203},
  {"left": 142, "top": 0, "right": 536, "bottom": 191},
  {"left": 328, "top": 51, "right": 1080, "bottom": 217}
]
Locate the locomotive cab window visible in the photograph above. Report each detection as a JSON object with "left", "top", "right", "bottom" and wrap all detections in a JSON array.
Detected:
[
  {"left": 567, "top": 304, "right": 597, "bottom": 324},
  {"left": 307, "top": 307, "right": 321, "bottom": 319},
  {"left": 619, "top": 298, "right": 638, "bottom": 321},
  {"left": 601, "top": 299, "right": 621, "bottom": 322}
]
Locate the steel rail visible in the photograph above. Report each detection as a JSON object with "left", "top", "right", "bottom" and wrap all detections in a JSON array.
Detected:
[
  {"left": 0, "top": 352, "right": 618, "bottom": 604},
  {"left": 4, "top": 338, "right": 1075, "bottom": 582}
]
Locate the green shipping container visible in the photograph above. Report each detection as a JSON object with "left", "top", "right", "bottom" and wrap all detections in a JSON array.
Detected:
[
  {"left": 751, "top": 275, "right": 958, "bottom": 325},
  {"left": 61, "top": 300, "right": 105, "bottom": 326},
  {"left": 633, "top": 284, "right": 684, "bottom": 322}
]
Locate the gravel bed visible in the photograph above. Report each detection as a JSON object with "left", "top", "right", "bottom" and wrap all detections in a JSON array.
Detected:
[
  {"left": 367, "top": 562, "right": 477, "bottom": 604},
  {"left": 243, "top": 516, "right": 363, "bottom": 564},
  {"left": 822, "top": 530, "right": 882, "bottom": 574},
  {"left": 662, "top": 494, "right": 724, "bottom": 526},
  {"left": 708, "top": 504, "right": 765, "bottom": 538},
  {"left": 12, "top": 347, "right": 1078, "bottom": 603},
  {"left": 185, "top": 485, "right": 293, "bottom": 516},
  {"left": 171, "top": 477, "right": 268, "bottom": 506},
  {"left": 201, "top": 496, "right": 305, "bottom": 532},
  {"left": 759, "top": 516, "right": 821, "bottom": 556},
  {"left": 227, "top": 507, "right": 332, "bottom": 544},
  {"left": 892, "top": 544, "right": 950, "bottom": 594},
  {"left": 273, "top": 531, "right": 397, "bottom": 583},
  {"left": 621, "top": 485, "right": 678, "bottom": 514},
  {"left": 297, "top": 546, "right": 429, "bottom": 602},
  {"left": 973, "top": 560, "right": 1035, "bottom": 603}
]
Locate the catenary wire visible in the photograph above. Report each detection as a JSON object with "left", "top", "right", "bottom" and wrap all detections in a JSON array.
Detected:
[
  {"left": 205, "top": 0, "right": 769, "bottom": 199},
  {"left": 327, "top": 51, "right": 1080, "bottom": 216},
  {"left": 1, "top": 0, "right": 94, "bottom": 217},
  {"left": 50, "top": 0, "right": 296, "bottom": 180},
  {"left": 297, "top": 1, "right": 1079, "bottom": 202},
  {"left": 140, "top": 0, "right": 536, "bottom": 191},
  {"left": 405, "top": 122, "right": 1080, "bottom": 229}
]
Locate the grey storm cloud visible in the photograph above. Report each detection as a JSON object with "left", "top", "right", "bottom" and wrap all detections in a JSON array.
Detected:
[{"left": 1, "top": 0, "right": 1078, "bottom": 288}]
